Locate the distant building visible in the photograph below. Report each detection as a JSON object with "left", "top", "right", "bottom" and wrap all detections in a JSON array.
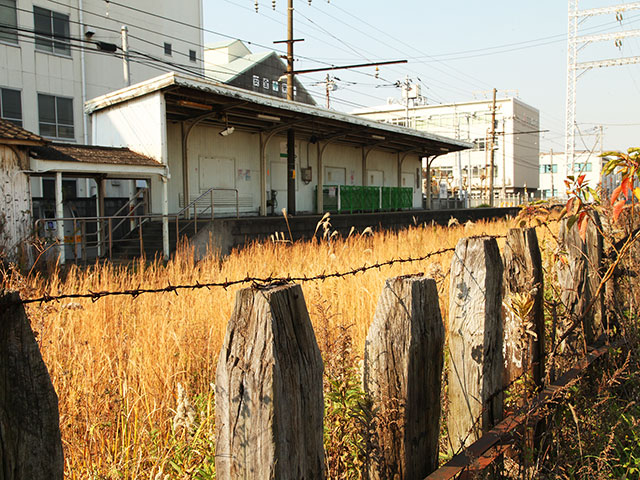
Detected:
[
  {"left": 539, "top": 150, "right": 605, "bottom": 200},
  {"left": 353, "top": 97, "right": 540, "bottom": 201},
  {"left": 204, "top": 40, "right": 316, "bottom": 105},
  {"left": 0, "top": 0, "right": 203, "bottom": 213}
]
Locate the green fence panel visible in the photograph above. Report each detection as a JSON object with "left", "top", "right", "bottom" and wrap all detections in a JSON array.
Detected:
[
  {"left": 399, "top": 187, "right": 413, "bottom": 209},
  {"left": 363, "top": 186, "right": 380, "bottom": 211}
]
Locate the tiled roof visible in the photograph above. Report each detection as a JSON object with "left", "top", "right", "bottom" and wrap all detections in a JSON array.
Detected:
[
  {"left": 30, "top": 143, "right": 162, "bottom": 167},
  {"left": 0, "top": 119, "right": 46, "bottom": 144}
]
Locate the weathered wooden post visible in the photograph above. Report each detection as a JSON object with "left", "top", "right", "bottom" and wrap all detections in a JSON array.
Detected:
[
  {"left": 502, "top": 228, "right": 544, "bottom": 394},
  {"left": 0, "top": 291, "right": 64, "bottom": 480},
  {"left": 557, "top": 211, "right": 604, "bottom": 346},
  {"left": 363, "top": 275, "right": 445, "bottom": 479},
  {"left": 447, "top": 237, "right": 503, "bottom": 453},
  {"left": 215, "top": 284, "right": 324, "bottom": 480}
]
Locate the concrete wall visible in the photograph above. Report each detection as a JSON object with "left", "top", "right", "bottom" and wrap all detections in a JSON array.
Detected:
[
  {"left": 0, "top": 146, "right": 32, "bottom": 263},
  {"left": 0, "top": 0, "right": 203, "bottom": 144}
]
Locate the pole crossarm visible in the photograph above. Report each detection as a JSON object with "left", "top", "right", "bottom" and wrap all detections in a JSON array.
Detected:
[
  {"left": 576, "top": 55, "right": 640, "bottom": 70},
  {"left": 575, "top": 29, "right": 640, "bottom": 44},
  {"left": 577, "top": 2, "right": 640, "bottom": 17}
]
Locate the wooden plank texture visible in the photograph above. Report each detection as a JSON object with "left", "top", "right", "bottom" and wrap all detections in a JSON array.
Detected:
[
  {"left": 447, "top": 236, "right": 504, "bottom": 453},
  {"left": 502, "top": 227, "right": 545, "bottom": 392},
  {"left": 0, "top": 291, "right": 64, "bottom": 480},
  {"left": 557, "top": 212, "right": 604, "bottom": 345},
  {"left": 215, "top": 284, "right": 324, "bottom": 480},
  {"left": 364, "top": 275, "right": 445, "bottom": 479}
]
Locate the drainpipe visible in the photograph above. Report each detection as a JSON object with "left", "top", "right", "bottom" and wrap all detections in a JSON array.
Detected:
[
  {"left": 55, "top": 172, "right": 65, "bottom": 264},
  {"left": 162, "top": 171, "right": 169, "bottom": 260},
  {"left": 78, "top": 0, "right": 89, "bottom": 144}
]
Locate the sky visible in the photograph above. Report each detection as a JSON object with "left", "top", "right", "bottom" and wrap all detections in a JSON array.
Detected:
[{"left": 202, "top": 0, "right": 640, "bottom": 153}]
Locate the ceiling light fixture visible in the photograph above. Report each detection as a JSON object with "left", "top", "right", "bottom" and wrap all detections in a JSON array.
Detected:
[{"left": 257, "top": 113, "right": 281, "bottom": 122}]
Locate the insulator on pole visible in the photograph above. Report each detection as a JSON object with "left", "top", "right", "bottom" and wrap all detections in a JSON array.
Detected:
[
  {"left": 255, "top": 0, "right": 259, "bottom": 12},
  {"left": 272, "top": 0, "right": 276, "bottom": 9}
]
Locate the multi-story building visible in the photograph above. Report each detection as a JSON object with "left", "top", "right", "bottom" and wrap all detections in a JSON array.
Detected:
[
  {"left": 204, "top": 40, "right": 316, "bottom": 105},
  {"left": 353, "top": 97, "right": 540, "bottom": 202},
  {"left": 539, "top": 150, "right": 605, "bottom": 200},
  {"left": 0, "top": 0, "right": 203, "bottom": 201}
]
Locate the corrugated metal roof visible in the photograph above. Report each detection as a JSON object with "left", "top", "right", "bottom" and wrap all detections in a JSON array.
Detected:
[
  {"left": 85, "top": 72, "right": 473, "bottom": 153},
  {"left": 206, "top": 51, "right": 274, "bottom": 83},
  {"left": 0, "top": 119, "right": 46, "bottom": 145},
  {"left": 30, "top": 143, "right": 162, "bottom": 167}
]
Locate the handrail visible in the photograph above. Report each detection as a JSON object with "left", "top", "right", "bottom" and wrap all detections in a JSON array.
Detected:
[
  {"left": 111, "top": 190, "right": 145, "bottom": 218},
  {"left": 177, "top": 187, "right": 240, "bottom": 238},
  {"left": 111, "top": 198, "right": 148, "bottom": 235}
]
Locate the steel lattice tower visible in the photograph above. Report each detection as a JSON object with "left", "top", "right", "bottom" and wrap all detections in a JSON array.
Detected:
[{"left": 564, "top": 1, "right": 640, "bottom": 175}]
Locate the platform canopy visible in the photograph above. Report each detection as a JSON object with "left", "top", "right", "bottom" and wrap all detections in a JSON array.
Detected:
[{"left": 85, "top": 72, "right": 472, "bottom": 156}]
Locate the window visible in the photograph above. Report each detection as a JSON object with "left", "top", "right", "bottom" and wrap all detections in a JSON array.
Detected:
[
  {"left": 38, "top": 94, "right": 74, "bottom": 139},
  {"left": 263, "top": 78, "right": 269, "bottom": 89},
  {"left": 473, "top": 138, "right": 486, "bottom": 151},
  {"left": 0, "top": 88, "right": 21, "bottom": 125},
  {"left": 34, "top": 7, "right": 70, "bottom": 55},
  {"left": 540, "top": 164, "right": 558, "bottom": 174},
  {"left": 574, "top": 162, "right": 592, "bottom": 172},
  {"left": 282, "top": 83, "right": 287, "bottom": 94},
  {"left": 272, "top": 80, "right": 279, "bottom": 92},
  {"left": 252, "top": 75, "right": 260, "bottom": 87},
  {"left": 164, "top": 42, "right": 172, "bottom": 56},
  {"left": 0, "top": 0, "right": 17, "bottom": 44},
  {"left": 189, "top": 49, "right": 196, "bottom": 62}
]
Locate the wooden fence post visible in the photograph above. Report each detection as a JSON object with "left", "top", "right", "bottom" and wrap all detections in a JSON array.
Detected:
[
  {"left": 447, "top": 236, "right": 503, "bottom": 453},
  {"left": 557, "top": 211, "right": 605, "bottom": 346},
  {"left": 0, "top": 290, "right": 63, "bottom": 480},
  {"left": 502, "top": 227, "right": 544, "bottom": 394},
  {"left": 215, "top": 284, "right": 324, "bottom": 480},
  {"left": 363, "top": 275, "right": 445, "bottom": 479}
]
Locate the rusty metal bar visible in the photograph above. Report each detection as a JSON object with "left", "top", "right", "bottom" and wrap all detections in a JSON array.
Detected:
[
  {"left": 139, "top": 218, "right": 144, "bottom": 256},
  {"left": 426, "top": 340, "right": 618, "bottom": 480},
  {"left": 108, "top": 218, "right": 113, "bottom": 259}
]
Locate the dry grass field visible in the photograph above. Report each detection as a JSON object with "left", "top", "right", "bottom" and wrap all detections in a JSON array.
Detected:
[{"left": 3, "top": 216, "right": 551, "bottom": 479}]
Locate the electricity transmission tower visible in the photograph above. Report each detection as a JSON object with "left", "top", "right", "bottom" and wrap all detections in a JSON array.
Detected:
[{"left": 565, "top": 1, "right": 640, "bottom": 175}]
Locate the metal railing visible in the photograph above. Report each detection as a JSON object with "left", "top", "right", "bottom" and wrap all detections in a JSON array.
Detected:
[
  {"left": 35, "top": 213, "right": 168, "bottom": 263},
  {"left": 34, "top": 188, "right": 240, "bottom": 262},
  {"left": 177, "top": 187, "right": 239, "bottom": 238}
]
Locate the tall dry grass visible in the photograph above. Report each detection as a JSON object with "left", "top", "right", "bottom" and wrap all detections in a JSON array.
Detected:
[{"left": 4, "top": 217, "right": 528, "bottom": 478}]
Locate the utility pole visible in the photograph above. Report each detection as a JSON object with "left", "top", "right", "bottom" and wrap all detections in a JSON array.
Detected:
[
  {"left": 488, "top": 87, "right": 497, "bottom": 206},
  {"left": 550, "top": 148, "right": 555, "bottom": 199},
  {"left": 501, "top": 117, "right": 506, "bottom": 200},
  {"left": 267, "top": 0, "right": 407, "bottom": 215},
  {"left": 286, "top": 0, "right": 295, "bottom": 215},
  {"left": 121, "top": 25, "right": 130, "bottom": 87}
]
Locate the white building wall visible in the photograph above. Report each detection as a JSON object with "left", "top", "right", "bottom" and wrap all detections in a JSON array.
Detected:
[
  {"left": 539, "top": 150, "right": 604, "bottom": 200},
  {"left": 0, "top": 0, "right": 203, "bottom": 144},
  {"left": 353, "top": 97, "right": 540, "bottom": 196}
]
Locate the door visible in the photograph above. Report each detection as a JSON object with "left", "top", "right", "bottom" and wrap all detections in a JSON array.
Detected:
[
  {"left": 325, "top": 166, "right": 346, "bottom": 185},
  {"left": 367, "top": 169, "right": 384, "bottom": 187}
]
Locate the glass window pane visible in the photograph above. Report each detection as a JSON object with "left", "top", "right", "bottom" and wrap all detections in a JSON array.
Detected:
[
  {"left": 1, "top": 88, "right": 21, "bottom": 121},
  {"left": 164, "top": 42, "right": 171, "bottom": 55},
  {"left": 34, "top": 7, "right": 53, "bottom": 52},
  {"left": 39, "top": 122, "right": 57, "bottom": 137},
  {"left": 38, "top": 94, "right": 56, "bottom": 124},
  {"left": 56, "top": 97, "right": 73, "bottom": 125},
  {"left": 0, "top": 0, "right": 17, "bottom": 44},
  {"left": 52, "top": 12, "right": 70, "bottom": 55},
  {"left": 57, "top": 125, "right": 74, "bottom": 139}
]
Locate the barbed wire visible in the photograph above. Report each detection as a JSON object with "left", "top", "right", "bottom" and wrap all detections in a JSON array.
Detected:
[
  {"left": 7, "top": 214, "right": 565, "bottom": 308},
  {"left": 15, "top": 239, "right": 500, "bottom": 306}
]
